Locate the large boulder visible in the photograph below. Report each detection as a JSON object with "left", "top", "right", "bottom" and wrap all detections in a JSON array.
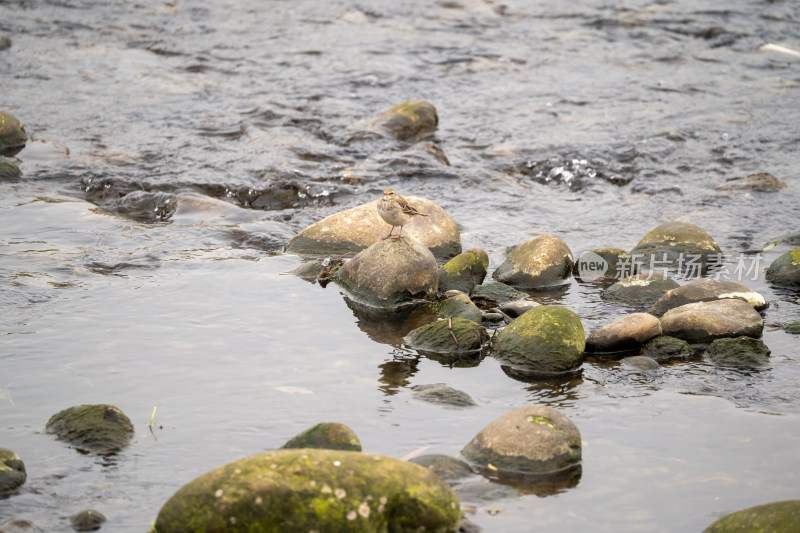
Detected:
[
  {"left": 704, "top": 500, "right": 800, "bottom": 532},
  {"left": 45, "top": 404, "right": 134, "bottom": 453},
  {"left": 286, "top": 195, "right": 461, "bottom": 259},
  {"left": 492, "top": 235, "right": 573, "bottom": 289},
  {"left": 706, "top": 336, "right": 771, "bottom": 367},
  {"left": 438, "top": 249, "right": 489, "bottom": 294},
  {"left": 602, "top": 273, "right": 679, "bottom": 308},
  {"left": 369, "top": 100, "right": 439, "bottom": 142},
  {"left": 153, "top": 448, "right": 461, "bottom": 533},
  {"left": 649, "top": 279, "right": 767, "bottom": 316},
  {"left": 766, "top": 247, "right": 800, "bottom": 288},
  {"left": 335, "top": 237, "right": 438, "bottom": 309},
  {"left": 585, "top": 313, "right": 662, "bottom": 353},
  {"left": 0, "top": 447, "right": 26, "bottom": 496},
  {"left": 660, "top": 299, "right": 764, "bottom": 344},
  {"left": 630, "top": 221, "right": 722, "bottom": 269},
  {"left": 281, "top": 423, "right": 362, "bottom": 452},
  {"left": 0, "top": 111, "right": 27, "bottom": 156}
]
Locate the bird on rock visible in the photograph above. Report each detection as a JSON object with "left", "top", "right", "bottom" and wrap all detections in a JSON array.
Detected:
[{"left": 376, "top": 188, "right": 427, "bottom": 239}]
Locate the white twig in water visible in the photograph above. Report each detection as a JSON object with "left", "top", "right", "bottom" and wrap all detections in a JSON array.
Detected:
[{"left": 759, "top": 43, "right": 800, "bottom": 58}]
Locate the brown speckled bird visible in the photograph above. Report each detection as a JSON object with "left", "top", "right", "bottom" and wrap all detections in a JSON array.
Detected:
[{"left": 376, "top": 188, "right": 427, "bottom": 239}]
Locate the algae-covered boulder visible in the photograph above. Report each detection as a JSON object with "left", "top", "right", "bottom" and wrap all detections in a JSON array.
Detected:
[
  {"left": 766, "top": 247, "right": 800, "bottom": 288},
  {"left": 281, "top": 423, "right": 362, "bottom": 452},
  {"left": 469, "top": 281, "right": 528, "bottom": 308},
  {"left": 154, "top": 448, "right": 461, "bottom": 533},
  {"left": 434, "top": 291, "right": 484, "bottom": 324},
  {"left": 704, "top": 499, "right": 800, "bottom": 533},
  {"left": 573, "top": 248, "right": 635, "bottom": 282},
  {"left": 492, "top": 235, "right": 573, "bottom": 289},
  {"left": 715, "top": 172, "right": 788, "bottom": 192},
  {"left": 660, "top": 299, "right": 764, "bottom": 344},
  {"left": 0, "top": 111, "right": 27, "bottom": 156},
  {"left": 493, "top": 305, "right": 585, "bottom": 376},
  {"left": 45, "top": 404, "right": 134, "bottom": 453},
  {"left": 370, "top": 100, "right": 439, "bottom": 142},
  {"left": 412, "top": 384, "right": 477, "bottom": 407},
  {"left": 784, "top": 321, "right": 800, "bottom": 334},
  {"left": 0, "top": 447, "right": 26, "bottom": 496},
  {"left": 70, "top": 510, "right": 106, "bottom": 532},
  {"left": 585, "top": 313, "right": 661, "bottom": 353},
  {"left": 438, "top": 249, "right": 489, "bottom": 294},
  {"left": 706, "top": 336, "right": 771, "bottom": 367},
  {"left": 0, "top": 159, "right": 21, "bottom": 181},
  {"left": 461, "top": 404, "right": 581, "bottom": 476},
  {"left": 409, "top": 454, "right": 474, "bottom": 482},
  {"left": 649, "top": 279, "right": 767, "bottom": 317},
  {"left": 602, "top": 273, "right": 680, "bottom": 308},
  {"left": 630, "top": 221, "right": 722, "bottom": 268},
  {"left": 286, "top": 195, "right": 461, "bottom": 259},
  {"left": 640, "top": 335, "right": 695, "bottom": 362},
  {"left": 335, "top": 237, "right": 438, "bottom": 309},
  {"left": 405, "top": 317, "right": 489, "bottom": 357}
]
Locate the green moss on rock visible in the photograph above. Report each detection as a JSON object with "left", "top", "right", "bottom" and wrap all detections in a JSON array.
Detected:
[
  {"left": 405, "top": 317, "right": 488, "bottom": 356},
  {"left": 641, "top": 335, "right": 695, "bottom": 362},
  {"left": 0, "top": 111, "right": 27, "bottom": 156},
  {"left": 706, "top": 336, "right": 771, "bottom": 367},
  {"left": 492, "top": 235, "right": 573, "bottom": 289},
  {"left": 0, "top": 446, "right": 26, "bottom": 496},
  {"left": 371, "top": 100, "right": 439, "bottom": 141},
  {"left": 438, "top": 249, "right": 489, "bottom": 294},
  {"left": 631, "top": 221, "right": 721, "bottom": 268},
  {"left": 45, "top": 404, "right": 134, "bottom": 453},
  {"left": 766, "top": 247, "right": 800, "bottom": 288},
  {"left": 433, "top": 292, "right": 483, "bottom": 323},
  {"left": 704, "top": 500, "right": 800, "bottom": 533},
  {"left": 0, "top": 159, "right": 21, "bottom": 181},
  {"left": 281, "top": 423, "right": 362, "bottom": 452}
]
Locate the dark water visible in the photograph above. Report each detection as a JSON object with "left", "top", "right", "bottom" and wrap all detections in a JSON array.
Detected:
[{"left": 2, "top": 0, "right": 800, "bottom": 531}]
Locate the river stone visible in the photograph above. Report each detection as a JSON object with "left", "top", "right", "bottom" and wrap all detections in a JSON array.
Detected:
[
  {"left": 0, "top": 111, "right": 27, "bottom": 156},
  {"left": 573, "top": 248, "right": 635, "bottom": 281},
  {"left": 285, "top": 195, "right": 461, "bottom": 259},
  {"left": 622, "top": 355, "right": 661, "bottom": 371},
  {"left": 602, "top": 273, "right": 680, "bottom": 308},
  {"left": 412, "top": 383, "right": 477, "bottom": 407},
  {"left": 706, "top": 336, "right": 771, "bottom": 367},
  {"left": 153, "top": 448, "right": 461, "bottom": 533},
  {"left": 703, "top": 499, "right": 800, "bottom": 533},
  {"left": 370, "top": 100, "right": 439, "bottom": 142},
  {"left": 335, "top": 237, "right": 438, "bottom": 309},
  {"left": 765, "top": 247, "right": 800, "bottom": 288},
  {"left": 641, "top": 335, "right": 695, "bottom": 362},
  {"left": 585, "top": 313, "right": 662, "bottom": 353},
  {"left": 715, "top": 172, "right": 788, "bottom": 192},
  {"left": 499, "top": 299, "right": 541, "bottom": 318},
  {"left": 660, "top": 299, "right": 764, "bottom": 344},
  {"left": 0, "top": 447, "right": 26, "bottom": 496},
  {"left": 470, "top": 281, "right": 528, "bottom": 307},
  {"left": 493, "top": 305, "right": 585, "bottom": 375},
  {"left": 281, "top": 423, "right": 362, "bottom": 452},
  {"left": 405, "top": 317, "right": 489, "bottom": 356},
  {"left": 408, "top": 454, "right": 474, "bottom": 482},
  {"left": 438, "top": 248, "right": 489, "bottom": 294},
  {"left": 45, "top": 404, "right": 134, "bottom": 453},
  {"left": 492, "top": 234, "right": 573, "bottom": 289},
  {"left": 69, "top": 510, "right": 106, "bottom": 532},
  {"left": 435, "top": 291, "right": 484, "bottom": 324},
  {"left": 0, "top": 36, "right": 11, "bottom": 51},
  {"left": 630, "top": 221, "right": 722, "bottom": 267},
  {"left": 461, "top": 404, "right": 581, "bottom": 476},
  {"left": 0, "top": 518, "right": 38, "bottom": 533},
  {"left": 0, "top": 159, "right": 21, "bottom": 181},
  {"left": 649, "top": 279, "right": 767, "bottom": 317},
  {"left": 784, "top": 321, "right": 800, "bottom": 334}
]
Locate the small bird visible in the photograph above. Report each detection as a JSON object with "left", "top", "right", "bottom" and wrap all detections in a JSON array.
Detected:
[{"left": 377, "top": 188, "right": 427, "bottom": 239}]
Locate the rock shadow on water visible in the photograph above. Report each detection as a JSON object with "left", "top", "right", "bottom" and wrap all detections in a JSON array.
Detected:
[
  {"left": 343, "top": 296, "right": 439, "bottom": 345},
  {"left": 378, "top": 355, "right": 420, "bottom": 397}
]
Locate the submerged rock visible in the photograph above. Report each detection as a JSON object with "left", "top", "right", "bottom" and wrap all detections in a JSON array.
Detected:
[
  {"left": 649, "top": 279, "right": 767, "bottom": 317},
  {"left": 765, "top": 247, "right": 800, "bottom": 288},
  {"left": 630, "top": 221, "right": 722, "bottom": 268},
  {"left": 0, "top": 447, "right": 26, "bottom": 496},
  {"left": 45, "top": 404, "right": 134, "bottom": 453},
  {"left": 573, "top": 248, "right": 635, "bottom": 282},
  {"left": 369, "top": 100, "right": 439, "bottom": 142},
  {"left": 585, "top": 313, "right": 662, "bottom": 353},
  {"left": 405, "top": 317, "right": 489, "bottom": 357},
  {"left": 69, "top": 510, "right": 106, "bottom": 532},
  {"left": 622, "top": 355, "right": 661, "bottom": 372},
  {"left": 784, "top": 321, "right": 800, "bottom": 334},
  {"left": 602, "top": 273, "right": 680, "bottom": 308},
  {"left": 0, "top": 36, "right": 11, "bottom": 51},
  {"left": 434, "top": 291, "right": 484, "bottom": 324},
  {"left": 715, "top": 172, "right": 788, "bottom": 192},
  {"left": 660, "top": 299, "right": 764, "bottom": 344},
  {"left": 153, "top": 448, "right": 461, "bottom": 533},
  {"left": 408, "top": 454, "right": 474, "bottom": 482},
  {"left": 281, "top": 423, "right": 362, "bottom": 452},
  {"left": 640, "top": 335, "right": 695, "bottom": 362},
  {"left": 438, "top": 249, "right": 489, "bottom": 294},
  {"left": 706, "top": 336, "right": 771, "bottom": 367},
  {"left": 0, "top": 111, "right": 27, "bottom": 156},
  {"left": 492, "top": 234, "right": 573, "bottom": 289},
  {"left": 412, "top": 384, "right": 477, "bottom": 407},
  {"left": 469, "top": 281, "right": 528, "bottom": 308},
  {"left": 703, "top": 499, "right": 800, "bottom": 532},
  {"left": 498, "top": 299, "right": 540, "bottom": 318},
  {"left": 0, "top": 159, "right": 21, "bottom": 181}
]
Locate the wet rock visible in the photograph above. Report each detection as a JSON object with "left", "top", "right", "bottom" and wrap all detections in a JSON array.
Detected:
[
  {"left": 640, "top": 335, "right": 695, "bottom": 362},
  {"left": 439, "top": 249, "right": 489, "bottom": 294},
  {"left": 0, "top": 518, "right": 39, "bottom": 533},
  {"left": 660, "top": 299, "right": 764, "bottom": 344},
  {"left": 335, "top": 237, "right": 438, "bottom": 309},
  {"left": 765, "top": 247, "right": 800, "bottom": 288},
  {"left": 784, "top": 321, "right": 800, "bottom": 334},
  {"left": 0, "top": 159, "right": 21, "bottom": 181},
  {"left": 45, "top": 404, "right": 134, "bottom": 453},
  {"left": 461, "top": 404, "right": 581, "bottom": 476},
  {"left": 573, "top": 248, "right": 635, "bottom": 282},
  {"left": 703, "top": 499, "right": 800, "bottom": 532},
  {"left": 622, "top": 355, "right": 661, "bottom": 371},
  {"left": 454, "top": 479, "right": 518, "bottom": 503},
  {"left": 602, "top": 273, "right": 680, "bottom": 308},
  {"left": 412, "top": 384, "right": 477, "bottom": 407},
  {"left": 630, "top": 221, "right": 722, "bottom": 269},
  {"left": 405, "top": 317, "right": 489, "bottom": 357},
  {"left": 585, "top": 313, "right": 662, "bottom": 353},
  {"left": 706, "top": 336, "right": 771, "bottom": 367},
  {"left": 153, "top": 448, "right": 461, "bottom": 533},
  {"left": 0, "top": 447, "right": 26, "bottom": 496},
  {"left": 69, "top": 510, "right": 106, "bottom": 532},
  {"left": 434, "top": 291, "right": 484, "bottom": 324},
  {"left": 493, "top": 305, "right": 585, "bottom": 376},
  {"left": 715, "top": 172, "right": 788, "bottom": 192},
  {"left": 481, "top": 311, "right": 505, "bottom": 323},
  {"left": 649, "top": 279, "right": 767, "bottom": 317},
  {"left": 370, "top": 100, "right": 439, "bottom": 142},
  {"left": 293, "top": 260, "right": 325, "bottom": 280},
  {"left": 499, "top": 299, "right": 540, "bottom": 318},
  {"left": 0, "top": 111, "right": 27, "bottom": 156},
  {"left": 0, "top": 36, "right": 11, "bottom": 51},
  {"left": 491, "top": 235, "right": 573, "bottom": 289},
  {"left": 281, "top": 423, "right": 362, "bottom": 452},
  {"left": 469, "top": 281, "right": 528, "bottom": 308},
  {"left": 408, "top": 454, "right": 474, "bottom": 482},
  {"left": 286, "top": 194, "right": 461, "bottom": 260}
]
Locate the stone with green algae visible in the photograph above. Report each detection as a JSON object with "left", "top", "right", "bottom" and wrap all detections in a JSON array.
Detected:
[
  {"left": 492, "top": 235, "right": 573, "bottom": 289},
  {"left": 630, "top": 221, "right": 722, "bottom": 267},
  {"left": 281, "top": 423, "right": 362, "bottom": 452},
  {"left": 405, "top": 317, "right": 488, "bottom": 357},
  {"left": 45, "top": 404, "right": 134, "bottom": 453},
  {"left": 370, "top": 100, "right": 439, "bottom": 142},
  {"left": 766, "top": 247, "right": 800, "bottom": 288},
  {"left": 438, "top": 249, "right": 489, "bottom": 294},
  {"left": 703, "top": 500, "right": 800, "bottom": 532},
  {"left": 0, "top": 111, "right": 27, "bottom": 156},
  {"left": 0, "top": 446, "right": 26, "bottom": 496}
]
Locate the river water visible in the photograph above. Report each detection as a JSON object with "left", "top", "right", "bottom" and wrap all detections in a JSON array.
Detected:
[{"left": 2, "top": 1, "right": 799, "bottom": 531}]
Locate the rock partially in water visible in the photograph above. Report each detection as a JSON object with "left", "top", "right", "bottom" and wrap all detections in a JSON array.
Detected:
[
  {"left": 573, "top": 248, "right": 635, "bottom": 282},
  {"left": 412, "top": 383, "right": 477, "bottom": 407},
  {"left": 622, "top": 355, "right": 661, "bottom": 372},
  {"left": 715, "top": 172, "right": 788, "bottom": 192},
  {"left": 45, "top": 405, "right": 134, "bottom": 453},
  {"left": 703, "top": 499, "right": 800, "bottom": 532},
  {"left": 0, "top": 111, "right": 27, "bottom": 156},
  {"left": 438, "top": 249, "right": 489, "bottom": 294},
  {"left": 498, "top": 299, "right": 540, "bottom": 318},
  {"left": 335, "top": 237, "right": 438, "bottom": 309},
  {"left": 765, "top": 247, "right": 800, "bottom": 288},
  {"left": 469, "top": 281, "right": 528, "bottom": 308},
  {"left": 281, "top": 423, "right": 362, "bottom": 452},
  {"left": 0, "top": 518, "right": 39, "bottom": 533},
  {"left": 602, "top": 273, "right": 680, "bottom": 308},
  {"left": 493, "top": 306, "right": 585, "bottom": 376},
  {"left": 0, "top": 36, "right": 11, "bottom": 51},
  {"left": 408, "top": 454, "right": 474, "bottom": 482},
  {"left": 660, "top": 299, "right": 764, "bottom": 344},
  {"left": 630, "top": 221, "right": 722, "bottom": 269},
  {"left": 784, "top": 321, "right": 800, "bottom": 334},
  {"left": 434, "top": 291, "right": 484, "bottom": 324},
  {"left": 640, "top": 335, "right": 695, "bottom": 362},
  {"left": 585, "top": 313, "right": 662, "bottom": 353},
  {"left": 286, "top": 195, "right": 461, "bottom": 259},
  {"left": 153, "top": 448, "right": 461, "bottom": 533},
  {"left": 706, "top": 336, "right": 771, "bottom": 367},
  {"left": 649, "top": 279, "right": 767, "bottom": 317},
  {"left": 0, "top": 447, "right": 26, "bottom": 497},
  {"left": 405, "top": 317, "right": 489, "bottom": 357},
  {"left": 69, "top": 510, "right": 106, "bottom": 532},
  {"left": 369, "top": 100, "right": 439, "bottom": 142},
  {"left": 461, "top": 404, "right": 581, "bottom": 476},
  {"left": 492, "top": 235, "right": 573, "bottom": 289},
  {"left": 0, "top": 158, "right": 21, "bottom": 181}
]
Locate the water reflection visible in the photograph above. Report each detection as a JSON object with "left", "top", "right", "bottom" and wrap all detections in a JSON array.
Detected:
[
  {"left": 344, "top": 296, "right": 438, "bottom": 345},
  {"left": 377, "top": 354, "right": 419, "bottom": 396}
]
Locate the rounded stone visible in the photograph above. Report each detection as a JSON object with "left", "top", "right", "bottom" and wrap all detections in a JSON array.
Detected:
[
  {"left": 469, "top": 281, "right": 528, "bottom": 307},
  {"left": 369, "top": 100, "right": 439, "bottom": 142},
  {"left": 45, "top": 404, "right": 134, "bottom": 453},
  {"left": 438, "top": 249, "right": 489, "bottom": 294},
  {"left": 706, "top": 336, "right": 771, "bottom": 367},
  {"left": 660, "top": 299, "right": 764, "bottom": 344},
  {"left": 153, "top": 448, "right": 461, "bottom": 533},
  {"left": 703, "top": 499, "right": 800, "bottom": 532},
  {"left": 461, "top": 405, "right": 581, "bottom": 476},
  {"left": 573, "top": 248, "right": 635, "bottom": 281},
  {"left": 0, "top": 111, "right": 27, "bottom": 156},
  {"left": 630, "top": 221, "right": 722, "bottom": 267},
  {"left": 408, "top": 454, "right": 474, "bottom": 482},
  {"left": 412, "top": 384, "right": 477, "bottom": 407},
  {"left": 493, "top": 305, "right": 585, "bottom": 375},
  {"left": 784, "top": 321, "right": 800, "bottom": 334},
  {"left": 0, "top": 158, "right": 21, "bottom": 181},
  {"left": 0, "top": 447, "right": 26, "bottom": 496},
  {"left": 404, "top": 317, "right": 489, "bottom": 357},
  {"left": 715, "top": 172, "right": 788, "bottom": 192},
  {"left": 434, "top": 291, "right": 484, "bottom": 324},
  {"left": 281, "top": 423, "right": 362, "bottom": 452},
  {"left": 492, "top": 235, "right": 573, "bottom": 289},
  {"left": 640, "top": 335, "right": 695, "bottom": 362},
  {"left": 603, "top": 273, "right": 680, "bottom": 308},
  {"left": 766, "top": 248, "right": 800, "bottom": 288},
  {"left": 650, "top": 279, "right": 767, "bottom": 317},
  {"left": 498, "top": 299, "right": 541, "bottom": 318},
  {"left": 69, "top": 510, "right": 106, "bottom": 532},
  {"left": 585, "top": 313, "right": 662, "bottom": 353},
  {"left": 622, "top": 355, "right": 661, "bottom": 371}
]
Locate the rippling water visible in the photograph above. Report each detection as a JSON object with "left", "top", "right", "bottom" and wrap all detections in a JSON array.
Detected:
[{"left": 2, "top": 1, "right": 799, "bottom": 531}]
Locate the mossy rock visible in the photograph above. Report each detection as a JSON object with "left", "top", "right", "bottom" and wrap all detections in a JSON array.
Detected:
[
  {"left": 0, "top": 111, "right": 27, "bottom": 156},
  {"left": 45, "top": 404, "right": 134, "bottom": 453},
  {"left": 469, "top": 281, "right": 528, "bottom": 308},
  {"left": 70, "top": 510, "right": 106, "bottom": 532},
  {"left": 433, "top": 291, "right": 483, "bottom": 324},
  {"left": 640, "top": 335, "right": 695, "bottom": 362},
  {"left": 438, "top": 249, "right": 489, "bottom": 294},
  {"left": 370, "top": 100, "right": 439, "bottom": 142},
  {"left": 0, "top": 159, "right": 21, "bottom": 181},
  {"left": 408, "top": 454, "right": 474, "bottom": 482},
  {"left": 153, "top": 448, "right": 461, "bottom": 533},
  {"left": 630, "top": 221, "right": 722, "bottom": 268},
  {"left": 412, "top": 384, "right": 477, "bottom": 407},
  {"left": 405, "top": 317, "right": 488, "bottom": 357},
  {"left": 281, "top": 423, "right": 362, "bottom": 452},
  {"left": 650, "top": 279, "right": 767, "bottom": 317},
  {"left": 493, "top": 305, "right": 585, "bottom": 375},
  {"left": 704, "top": 499, "right": 800, "bottom": 532},
  {"left": 784, "top": 321, "right": 800, "bottom": 334},
  {"left": 492, "top": 235, "right": 573, "bottom": 289},
  {"left": 602, "top": 273, "right": 680, "bottom": 308},
  {"left": 715, "top": 172, "right": 788, "bottom": 192},
  {"left": 706, "top": 336, "right": 771, "bottom": 367},
  {"left": 0, "top": 447, "right": 26, "bottom": 496},
  {"left": 765, "top": 247, "right": 800, "bottom": 288}
]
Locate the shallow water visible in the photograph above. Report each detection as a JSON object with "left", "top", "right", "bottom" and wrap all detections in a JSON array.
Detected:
[{"left": 1, "top": 0, "right": 800, "bottom": 531}]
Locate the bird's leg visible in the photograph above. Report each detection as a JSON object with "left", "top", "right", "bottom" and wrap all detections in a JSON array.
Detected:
[{"left": 383, "top": 226, "right": 395, "bottom": 240}]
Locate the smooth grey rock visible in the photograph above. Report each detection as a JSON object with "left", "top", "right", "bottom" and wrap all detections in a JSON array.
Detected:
[
  {"left": 492, "top": 235, "right": 573, "bottom": 289},
  {"left": 603, "top": 273, "right": 679, "bottom": 308},
  {"left": 585, "top": 313, "right": 662, "bottom": 353},
  {"left": 660, "top": 299, "right": 764, "bottom": 344},
  {"left": 650, "top": 279, "right": 767, "bottom": 317},
  {"left": 412, "top": 384, "right": 477, "bottom": 407}
]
